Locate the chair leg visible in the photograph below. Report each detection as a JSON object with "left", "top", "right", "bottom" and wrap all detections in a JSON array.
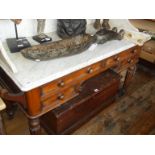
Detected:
[
  {"left": 0, "top": 113, "right": 5, "bottom": 135},
  {"left": 5, "top": 101, "right": 18, "bottom": 120}
]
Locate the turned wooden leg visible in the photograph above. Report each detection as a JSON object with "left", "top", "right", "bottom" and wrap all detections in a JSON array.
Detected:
[
  {"left": 29, "top": 118, "right": 41, "bottom": 135},
  {"left": 122, "top": 65, "right": 137, "bottom": 93}
]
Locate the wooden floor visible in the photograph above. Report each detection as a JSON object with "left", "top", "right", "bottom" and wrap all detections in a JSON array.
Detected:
[{"left": 2, "top": 62, "right": 155, "bottom": 135}]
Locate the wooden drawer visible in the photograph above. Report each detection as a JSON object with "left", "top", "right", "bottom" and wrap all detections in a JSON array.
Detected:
[
  {"left": 41, "top": 47, "right": 138, "bottom": 97},
  {"left": 119, "top": 57, "right": 138, "bottom": 71},
  {"left": 140, "top": 50, "right": 155, "bottom": 64},
  {"left": 106, "top": 47, "right": 138, "bottom": 67},
  {"left": 40, "top": 46, "right": 139, "bottom": 111},
  {"left": 41, "top": 85, "right": 79, "bottom": 111},
  {"left": 107, "top": 47, "right": 139, "bottom": 70},
  {"left": 120, "top": 47, "right": 139, "bottom": 60},
  {"left": 41, "top": 60, "right": 102, "bottom": 97},
  {"left": 41, "top": 72, "right": 81, "bottom": 96},
  {"left": 41, "top": 62, "right": 103, "bottom": 110}
]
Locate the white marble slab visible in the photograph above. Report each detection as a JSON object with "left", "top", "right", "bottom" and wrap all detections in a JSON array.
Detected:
[{"left": 0, "top": 25, "right": 135, "bottom": 92}]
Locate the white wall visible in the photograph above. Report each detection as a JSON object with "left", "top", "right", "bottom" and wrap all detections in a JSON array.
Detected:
[{"left": 0, "top": 19, "right": 94, "bottom": 42}]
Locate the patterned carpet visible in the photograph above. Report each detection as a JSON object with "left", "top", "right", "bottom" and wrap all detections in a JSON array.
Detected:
[{"left": 73, "top": 67, "right": 155, "bottom": 135}]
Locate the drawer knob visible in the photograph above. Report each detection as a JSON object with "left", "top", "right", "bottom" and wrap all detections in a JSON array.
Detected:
[
  {"left": 102, "top": 61, "right": 106, "bottom": 67},
  {"left": 58, "top": 94, "right": 64, "bottom": 100},
  {"left": 131, "top": 49, "right": 137, "bottom": 54},
  {"left": 128, "top": 59, "right": 133, "bottom": 64},
  {"left": 58, "top": 81, "right": 65, "bottom": 87},
  {"left": 114, "top": 56, "right": 120, "bottom": 62},
  {"left": 87, "top": 68, "right": 93, "bottom": 74},
  {"left": 94, "top": 88, "right": 99, "bottom": 93},
  {"left": 78, "top": 86, "right": 83, "bottom": 92}
]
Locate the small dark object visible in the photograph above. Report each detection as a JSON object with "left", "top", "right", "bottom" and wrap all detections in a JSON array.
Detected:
[
  {"left": 94, "top": 19, "right": 110, "bottom": 30},
  {"left": 57, "top": 19, "right": 87, "bottom": 39},
  {"left": 95, "top": 28, "right": 125, "bottom": 44},
  {"left": 102, "top": 19, "right": 110, "bottom": 30},
  {"left": 94, "top": 19, "right": 102, "bottom": 30},
  {"left": 32, "top": 19, "right": 52, "bottom": 44},
  {"left": 7, "top": 23, "right": 31, "bottom": 53},
  {"left": 118, "top": 88, "right": 126, "bottom": 96},
  {"left": 7, "top": 37, "right": 31, "bottom": 53},
  {"left": 33, "top": 34, "right": 52, "bottom": 44}
]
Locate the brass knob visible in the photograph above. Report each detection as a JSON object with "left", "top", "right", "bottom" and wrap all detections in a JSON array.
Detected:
[
  {"left": 94, "top": 88, "right": 99, "bottom": 93},
  {"left": 131, "top": 49, "right": 137, "bottom": 54},
  {"left": 114, "top": 56, "right": 120, "bottom": 61},
  {"left": 102, "top": 61, "right": 106, "bottom": 67},
  {"left": 58, "top": 81, "right": 65, "bottom": 87},
  {"left": 128, "top": 59, "right": 133, "bottom": 64},
  {"left": 75, "top": 86, "right": 83, "bottom": 93},
  {"left": 58, "top": 94, "right": 64, "bottom": 100},
  {"left": 87, "top": 68, "right": 93, "bottom": 74}
]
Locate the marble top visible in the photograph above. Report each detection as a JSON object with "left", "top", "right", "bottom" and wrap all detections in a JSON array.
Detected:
[{"left": 0, "top": 27, "right": 135, "bottom": 92}]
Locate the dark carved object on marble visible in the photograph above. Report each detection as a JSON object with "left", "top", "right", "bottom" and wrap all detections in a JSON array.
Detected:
[
  {"left": 93, "top": 19, "right": 125, "bottom": 44},
  {"left": 57, "top": 19, "right": 87, "bottom": 39},
  {"left": 21, "top": 28, "right": 125, "bottom": 61},
  {"left": 95, "top": 28, "right": 125, "bottom": 44},
  {"left": 102, "top": 19, "right": 111, "bottom": 30},
  {"left": 94, "top": 19, "right": 110, "bottom": 30},
  {"left": 94, "top": 19, "right": 102, "bottom": 30},
  {"left": 21, "top": 34, "right": 96, "bottom": 61}
]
